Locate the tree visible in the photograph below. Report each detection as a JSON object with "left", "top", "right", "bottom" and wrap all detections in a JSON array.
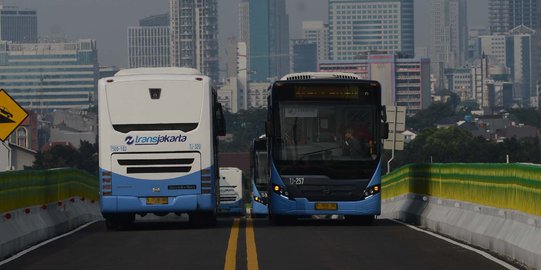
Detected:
[
  {"left": 407, "top": 102, "right": 456, "bottom": 131},
  {"left": 508, "top": 108, "right": 539, "bottom": 128},
  {"left": 220, "top": 108, "right": 266, "bottom": 152},
  {"left": 32, "top": 140, "right": 98, "bottom": 175}
]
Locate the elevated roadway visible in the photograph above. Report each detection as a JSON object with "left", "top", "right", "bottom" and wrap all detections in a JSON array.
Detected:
[{"left": 0, "top": 217, "right": 516, "bottom": 270}]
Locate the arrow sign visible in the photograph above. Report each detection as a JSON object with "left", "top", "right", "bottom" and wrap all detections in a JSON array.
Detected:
[{"left": 0, "top": 89, "right": 28, "bottom": 141}]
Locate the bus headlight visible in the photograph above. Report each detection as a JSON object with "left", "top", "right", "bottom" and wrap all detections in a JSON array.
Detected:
[
  {"left": 253, "top": 196, "right": 268, "bottom": 205},
  {"left": 272, "top": 184, "right": 289, "bottom": 198},
  {"left": 363, "top": 185, "right": 380, "bottom": 199}
]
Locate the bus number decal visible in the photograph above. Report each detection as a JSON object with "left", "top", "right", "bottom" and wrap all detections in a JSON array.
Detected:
[
  {"left": 110, "top": 145, "right": 127, "bottom": 152},
  {"left": 289, "top": 177, "right": 304, "bottom": 185},
  {"left": 189, "top": 143, "right": 202, "bottom": 150}
]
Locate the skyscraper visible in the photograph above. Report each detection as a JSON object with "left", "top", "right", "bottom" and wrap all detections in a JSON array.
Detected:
[
  {"left": 128, "top": 14, "right": 170, "bottom": 68},
  {"left": 0, "top": 40, "right": 98, "bottom": 111},
  {"left": 0, "top": 5, "right": 37, "bottom": 43},
  {"left": 479, "top": 26, "right": 537, "bottom": 107},
  {"left": 430, "top": 0, "right": 468, "bottom": 89},
  {"left": 242, "top": 0, "right": 289, "bottom": 82},
  {"left": 328, "top": 0, "right": 414, "bottom": 60},
  {"left": 169, "top": 0, "right": 219, "bottom": 82},
  {"left": 489, "top": 0, "right": 538, "bottom": 34},
  {"left": 301, "top": 21, "right": 329, "bottom": 61}
]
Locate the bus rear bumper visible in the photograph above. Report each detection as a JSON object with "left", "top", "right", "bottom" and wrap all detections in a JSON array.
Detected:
[
  {"left": 101, "top": 194, "right": 214, "bottom": 214},
  {"left": 218, "top": 200, "right": 245, "bottom": 215},
  {"left": 269, "top": 193, "right": 381, "bottom": 216}
]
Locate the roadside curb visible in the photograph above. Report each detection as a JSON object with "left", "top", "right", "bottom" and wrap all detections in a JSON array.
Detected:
[
  {"left": 381, "top": 194, "right": 541, "bottom": 269},
  {"left": 0, "top": 197, "right": 102, "bottom": 260}
]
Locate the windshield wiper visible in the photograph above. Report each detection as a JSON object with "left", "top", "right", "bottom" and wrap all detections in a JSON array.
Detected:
[{"left": 298, "top": 146, "right": 341, "bottom": 160}]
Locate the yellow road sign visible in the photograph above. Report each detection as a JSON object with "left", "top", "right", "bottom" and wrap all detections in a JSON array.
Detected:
[{"left": 0, "top": 89, "right": 28, "bottom": 141}]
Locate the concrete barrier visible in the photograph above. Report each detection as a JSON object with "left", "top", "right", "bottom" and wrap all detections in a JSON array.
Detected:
[
  {"left": 382, "top": 194, "right": 541, "bottom": 269},
  {"left": 0, "top": 197, "right": 102, "bottom": 260}
]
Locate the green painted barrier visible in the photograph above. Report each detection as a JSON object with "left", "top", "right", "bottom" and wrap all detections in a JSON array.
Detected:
[
  {"left": 382, "top": 163, "right": 541, "bottom": 217},
  {"left": 0, "top": 168, "right": 99, "bottom": 213}
]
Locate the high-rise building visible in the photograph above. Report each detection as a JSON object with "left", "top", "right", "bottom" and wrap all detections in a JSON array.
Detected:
[
  {"left": 127, "top": 23, "right": 170, "bottom": 68},
  {"left": 239, "top": 0, "right": 250, "bottom": 44},
  {"left": 489, "top": 0, "right": 538, "bottom": 34},
  {"left": 169, "top": 0, "right": 219, "bottom": 82},
  {"left": 430, "top": 0, "right": 468, "bottom": 89},
  {"left": 139, "top": 13, "right": 169, "bottom": 27},
  {"left": 301, "top": 21, "right": 328, "bottom": 61},
  {"left": 0, "top": 40, "right": 99, "bottom": 111},
  {"left": 291, "top": 39, "right": 317, "bottom": 73},
  {"left": 241, "top": 0, "right": 289, "bottom": 82},
  {"left": 479, "top": 26, "right": 538, "bottom": 107},
  {"left": 328, "top": 0, "right": 414, "bottom": 60},
  {"left": 128, "top": 13, "right": 169, "bottom": 68},
  {"left": 0, "top": 5, "right": 37, "bottom": 43},
  {"left": 319, "top": 54, "right": 431, "bottom": 116}
]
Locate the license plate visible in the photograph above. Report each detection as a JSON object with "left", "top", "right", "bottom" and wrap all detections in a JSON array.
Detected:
[
  {"left": 315, "top": 203, "right": 338, "bottom": 211},
  {"left": 146, "top": 197, "right": 168, "bottom": 205}
]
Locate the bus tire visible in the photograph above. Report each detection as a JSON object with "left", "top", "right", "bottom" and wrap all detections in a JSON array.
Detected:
[
  {"left": 269, "top": 214, "right": 295, "bottom": 225},
  {"left": 345, "top": 215, "right": 374, "bottom": 225},
  {"left": 189, "top": 212, "right": 217, "bottom": 227},
  {"left": 105, "top": 219, "right": 118, "bottom": 230},
  {"left": 104, "top": 213, "right": 134, "bottom": 230}
]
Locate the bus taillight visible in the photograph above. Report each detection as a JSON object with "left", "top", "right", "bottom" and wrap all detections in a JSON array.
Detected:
[{"left": 102, "top": 170, "right": 112, "bottom": 196}]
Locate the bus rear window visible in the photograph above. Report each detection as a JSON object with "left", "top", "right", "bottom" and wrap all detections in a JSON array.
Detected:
[{"left": 113, "top": 123, "right": 198, "bottom": 133}]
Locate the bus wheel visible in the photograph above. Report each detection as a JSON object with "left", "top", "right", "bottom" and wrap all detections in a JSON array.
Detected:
[
  {"left": 345, "top": 215, "right": 374, "bottom": 226},
  {"left": 189, "top": 212, "right": 217, "bottom": 227},
  {"left": 104, "top": 214, "right": 134, "bottom": 230},
  {"left": 269, "top": 214, "right": 295, "bottom": 225},
  {"left": 105, "top": 219, "right": 118, "bottom": 230}
]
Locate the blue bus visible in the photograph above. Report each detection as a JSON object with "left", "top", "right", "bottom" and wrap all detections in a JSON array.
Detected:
[
  {"left": 265, "top": 72, "right": 388, "bottom": 224},
  {"left": 98, "top": 68, "right": 226, "bottom": 228},
  {"left": 250, "top": 136, "right": 269, "bottom": 217}
]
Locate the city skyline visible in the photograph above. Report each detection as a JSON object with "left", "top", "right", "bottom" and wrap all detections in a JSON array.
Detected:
[{"left": 11, "top": 0, "right": 488, "bottom": 68}]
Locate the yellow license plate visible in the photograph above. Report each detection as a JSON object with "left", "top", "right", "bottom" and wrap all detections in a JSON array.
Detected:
[
  {"left": 146, "top": 197, "right": 168, "bottom": 205},
  {"left": 315, "top": 203, "right": 338, "bottom": 211}
]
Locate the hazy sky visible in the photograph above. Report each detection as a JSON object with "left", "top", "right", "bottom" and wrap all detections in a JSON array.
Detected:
[{"left": 12, "top": 0, "right": 488, "bottom": 68}]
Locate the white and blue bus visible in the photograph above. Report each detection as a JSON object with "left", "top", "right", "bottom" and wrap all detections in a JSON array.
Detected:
[
  {"left": 98, "top": 67, "right": 226, "bottom": 228},
  {"left": 218, "top": 167, "right": 245, "bottom": 215},
  {"left": 265, "top": 72, "right": 388, "bottom": 224},
  {"left": 250, "top": 136, "right": 269, "bottom": 217}
]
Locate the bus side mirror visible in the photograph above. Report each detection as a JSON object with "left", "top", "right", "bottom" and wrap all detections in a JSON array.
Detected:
[
  {"left": 381, "top": 123, "right": 389, "bottom": 139},
  {"left": 381, "top": 106, "right": 387, "bottom": 122},
  {"left": 265, "top": 121, "right": 272, "bottom": 138},
  {"left": 217, "top": 103, "right": 226, "bottom": 136}
]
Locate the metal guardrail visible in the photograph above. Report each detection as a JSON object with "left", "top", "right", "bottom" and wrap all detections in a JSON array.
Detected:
[
  {"left": 2, "top": 164, "right": 540, "bottom": 217},
  {"left": 382, "top": 163, "right": 541, "bottom": 217},
  {"left": 0, "top": 168, "right": 98, "bottom": 213}
]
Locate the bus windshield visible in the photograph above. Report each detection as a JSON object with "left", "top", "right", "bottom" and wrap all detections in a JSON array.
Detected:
[
  {"left": 275, "top": 102, "right": 377, "bottom": 162},
  {"left": 272, "top": 101, "right": 379, "bottom": 179}
]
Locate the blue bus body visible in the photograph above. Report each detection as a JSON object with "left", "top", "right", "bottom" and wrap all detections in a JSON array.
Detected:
[
  {"left": 250, "top": 137, "right": 269, "bottom": 217},
  {"left": 265, "top": 73, "right": 387, "bottom": 223}
]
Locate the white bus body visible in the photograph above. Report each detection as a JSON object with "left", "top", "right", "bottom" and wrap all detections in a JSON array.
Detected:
[
  {"left": 98, "top": 67, "right": 225, "bottom": 227},
  {"left": 218, "top": 167, "right": 244, "bottom": 215}
]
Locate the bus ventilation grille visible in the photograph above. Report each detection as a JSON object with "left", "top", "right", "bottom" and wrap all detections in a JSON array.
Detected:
[
  {"left": 219, "top": 196, "right": 238, "bottom": 202},
  {"left": 117, "top": 158, "right": 195, "bottom": 174},
  {"left": 334, "top": 74, "right": 359, "bottom": 80},
  {"left": 285, "top": 74, "right": 312, "bottom": 80},
  {"left": 283, "top": 73, "right": 361, "bottom": 80}
]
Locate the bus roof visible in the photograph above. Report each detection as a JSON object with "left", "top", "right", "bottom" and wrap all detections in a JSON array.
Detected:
[
  {"left": 115, "top": 67, "right": 202, "bottom": 77},
  {"left": 280, "top": 72, "right": 361, "bottom": 81}
]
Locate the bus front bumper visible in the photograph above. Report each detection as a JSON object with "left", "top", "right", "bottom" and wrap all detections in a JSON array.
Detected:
[{"left": 269, "top": 193, "right": 381, "bottom": 216}]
